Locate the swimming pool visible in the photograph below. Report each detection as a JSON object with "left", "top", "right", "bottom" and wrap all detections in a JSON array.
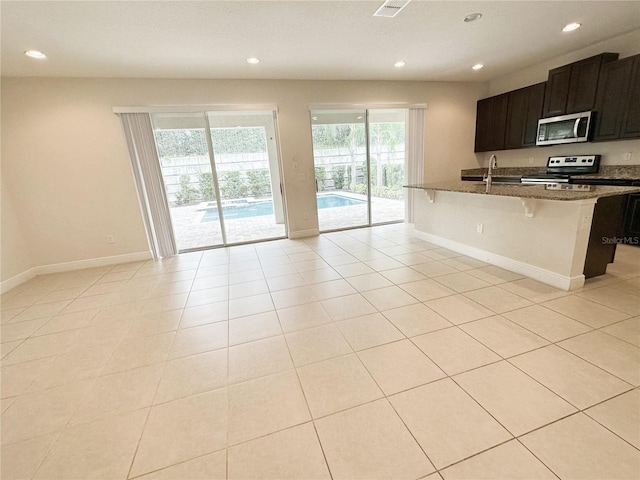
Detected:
[{"left": 201, "top": 194, "right": 365, "bottom": 222}]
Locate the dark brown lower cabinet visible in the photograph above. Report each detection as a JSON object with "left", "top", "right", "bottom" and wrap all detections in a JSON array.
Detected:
[
  {"left": 584, "top": 195, "right": 626, "bottom": 277},
  {"left": 623, "top": 194, "right": 640, "bottom": 245}
]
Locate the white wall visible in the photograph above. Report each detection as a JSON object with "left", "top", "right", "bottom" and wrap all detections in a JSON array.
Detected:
[
  {"left": 1, "top": 77, "right": 485, "bottom": 283},
  {"left": 476, "top": 30, "right": 640, "bottom": 169}
]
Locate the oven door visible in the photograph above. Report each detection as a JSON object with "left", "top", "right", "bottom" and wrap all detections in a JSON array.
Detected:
[{"left": 536, "top": 112, "right": 592, "bottom": 146}]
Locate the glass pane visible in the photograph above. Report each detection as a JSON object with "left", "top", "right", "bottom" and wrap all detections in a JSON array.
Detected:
[
  {"left": 206, "top": 111, "right": 286, "bottom": 244},
  {"left": 151, "top": 112, "right": 224, "bottom": 251},
  {"left": 368, "top": 109, "right": 406, "bottom": 224},
  {"left": 311, "top": 110, "right": 368, "bottom": 231}
]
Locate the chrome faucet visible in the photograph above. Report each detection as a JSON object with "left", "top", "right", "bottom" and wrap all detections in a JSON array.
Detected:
[{"left": 483, "top": 154, "right": 497, "bottom": 193}]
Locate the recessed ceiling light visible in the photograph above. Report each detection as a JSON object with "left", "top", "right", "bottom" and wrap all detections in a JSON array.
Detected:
[
  {"left": 311, "top": 116, "right": 318, "bottom": 121},
  {"left": 472, "top": 63, "right": 484, "bottom": 71},
  {"left": 24, "top": 50, "right": 47, "bottom": 59},
  {"left": 394, "top": 61, "right": 406, "bottom": 68},
  {"left": 357, "top": 116, "right": 363, "bottom": 120},
  {"left": 246, "top": 57, "right": 260, "bottom": 64},
  {"left": 562, "top": 22, "right": 581, "bottom": 32},
  {"left": 464, "top": 13, "right": 482, "bottom": 23}
]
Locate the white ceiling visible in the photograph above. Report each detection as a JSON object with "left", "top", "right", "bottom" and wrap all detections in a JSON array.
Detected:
[{"left": 2, "top": 1, "right": 640, "bottom": 81}]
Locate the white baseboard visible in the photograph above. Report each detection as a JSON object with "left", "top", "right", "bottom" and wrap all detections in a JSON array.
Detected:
[
  {"left": 34, "top": 252, "right": 152, "bottom": 275},
  {"left": 289, "top": 229, "right": 320, "bottom": 239},
  {"left": 414, "top": 230, "right": 585, "bottom": 291},
  {"left": 1, "top": 251, "right": 152, "bottom": 294},
  {"left": 0, "top": 268, "right": 38, "bottom": 295}
]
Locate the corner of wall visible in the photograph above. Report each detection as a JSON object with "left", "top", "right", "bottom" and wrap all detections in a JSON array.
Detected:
[{"left": 1, "top": 175, "right": 36, "bottom": 290}]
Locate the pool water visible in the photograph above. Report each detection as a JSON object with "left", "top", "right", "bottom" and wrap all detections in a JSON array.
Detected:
[
  {"left": 317, "top": 194, "right": 366, "bottom": 208},
  {"left": 201, "top": 194, "right": 365, "bottom": 222}
]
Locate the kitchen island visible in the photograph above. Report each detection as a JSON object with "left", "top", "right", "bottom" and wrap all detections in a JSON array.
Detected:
[{"left": 406, "top": 182, "right": 640, "bottom": 290}]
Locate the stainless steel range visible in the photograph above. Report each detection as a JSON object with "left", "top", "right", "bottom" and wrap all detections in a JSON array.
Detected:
[{"left": 521, "top": 155, "right": 600, "bottom": 184}]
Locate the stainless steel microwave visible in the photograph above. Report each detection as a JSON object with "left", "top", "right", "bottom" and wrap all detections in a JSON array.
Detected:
[{"left": 536, "top": 111, "right": 594, "bottom": 146}]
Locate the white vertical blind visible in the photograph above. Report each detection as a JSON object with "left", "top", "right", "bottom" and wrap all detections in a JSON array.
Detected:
[
  {"left": 119, "top": 113, "right": 177, "bottom": 258},
  {"left": 406, "top": 107, "right": 425, "bottom": 223}
]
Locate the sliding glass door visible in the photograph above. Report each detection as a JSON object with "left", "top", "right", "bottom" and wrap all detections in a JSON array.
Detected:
[
  {"left": 153, "top": 113, "right": 224, "bottom": 251},
  {"left": 311, "top": 110, "right": 368, "bottom": 231},
  {"left": 311, "top": 108, "right": 406, "bottom": 232},
  {"left": 206, "top": 111, "right": 286, "bottom": 244},
  {"left": 152, "top": 110, "right": 286, "bottom": 251},
  {"left": 369, "top": 109, "right": 406, "bottom": 224}
]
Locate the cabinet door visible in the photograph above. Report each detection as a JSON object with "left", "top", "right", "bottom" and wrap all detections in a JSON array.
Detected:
[
  {"left": 504, "top": 83, "right": 546, "bottom": 150},
  {"left": 543, "top": 53, "right": 618, "bottom": 118},
  {"left": 474, "top": 94, "right": 507, "bottom": 152},
  {"left": 566, "top": 56, "right": 605, "bottom": 113},
  {"left": 624, "top": 194, "right": 640, "bottom": 240},
  {"left": 542, "top": 65, "right": 571, "bottom": 117},
  {"left": 504, "top": 88, "right": 527, "bottom": 150},
  {"left": 620, "top": 55, "right": 640, "bottom": 138},
  {"left": 523, "top": 82, "right": 546, "bottom": 146},
  {"left": 490, "top": 94, "right": 508, "bottom": 151},
  {"left": 593, "top": 57, "right": 633, "bottom": 141},
  {"left": 474, "top": 98, "right": 493, "bottom": 152}
]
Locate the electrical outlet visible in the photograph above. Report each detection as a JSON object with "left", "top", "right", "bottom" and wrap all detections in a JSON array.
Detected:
[
  {"left": 528, "top": 156, "right": 534, "bottom": 165},
  {"left": 476, "top": 223, "right": 484, "bottom": 234},
  {"left": 624, "top": 152, "right": 632, "bottom": 161},
  {"left": 303, "top": 212, "right": 309, "bottom": 220},
  {"left": 298, "top": 173, "right": 306, "bottom": 181},
  {"left": 107, "top": 234, "right": 115, "bottom": 244}
]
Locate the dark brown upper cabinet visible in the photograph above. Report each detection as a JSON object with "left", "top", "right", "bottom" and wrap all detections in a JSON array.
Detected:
[
  {"left": 620, "top": 54, "right": 640, "bottom": 138},
  {"left": 542, "top": 65, "right": 571, "bottom": 118},
  {"left": 593, "top": 56, "right": 634, "bottom": 141},
  {"left": 542, "top": 53, "right": 618, "bottom": 118},
  {"left": 474, "top": 93, "right": 508, "bottom": 152},
  {"left": 474, "top": 51, "right": 640, "bottom": 153},
  {"left": 593, "top": 54, "right": 640, "bottom": 141},
  {"left": 504, "top": 82, "right": 546, "bottom": 149}
]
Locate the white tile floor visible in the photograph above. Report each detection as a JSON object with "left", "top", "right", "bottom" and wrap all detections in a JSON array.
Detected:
[{"left": 1, "top": 223, "right": 639, "bottom": 479}]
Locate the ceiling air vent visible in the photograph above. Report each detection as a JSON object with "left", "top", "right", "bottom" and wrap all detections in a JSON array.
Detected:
[{"left": 373, "top": 0, "right": 411, "bottom": 18}]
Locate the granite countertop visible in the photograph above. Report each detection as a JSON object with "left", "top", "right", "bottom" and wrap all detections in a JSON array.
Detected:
[
  {"left": 461, "top": 165, "right": 640, "bottom": 180},
  {"left": 572, "top": 165, "right": 640, "bottom": 179},
  {"left": 405, "top": 181, "right": 640, "bottom": 201}
]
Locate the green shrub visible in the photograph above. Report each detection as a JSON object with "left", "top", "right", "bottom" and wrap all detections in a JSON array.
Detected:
[
  {"left": 175, "top": 174, "right": 200, "bottom": 206},
  {"left": 220, "top": 171, "right": 249, "bottom": 199},
  {"left": 247, "top": 169, "right": 271, "bottom": 198},
  {"left": 199, "top": 172, "right": 215, "bottom": 201},
  {"left": 372, "top": 185, "right": 404, "bottom": 199},
  {"left": 350, "top": 183, "right": 367, "bottom": 195},
  {"left": 331, "top": 165, "right": 346, "bottom": 190}
]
